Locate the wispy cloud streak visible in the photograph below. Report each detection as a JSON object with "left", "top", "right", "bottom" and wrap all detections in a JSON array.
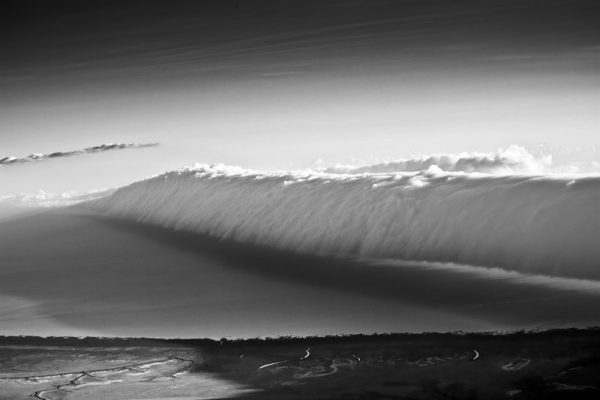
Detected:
[{"left": 0, "top": 143, "right": 159, "bottom": 166}]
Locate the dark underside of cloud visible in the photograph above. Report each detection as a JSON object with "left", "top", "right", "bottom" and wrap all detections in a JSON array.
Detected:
[{"left": 0, "top": 143, "right": 159, "bottom": 166}]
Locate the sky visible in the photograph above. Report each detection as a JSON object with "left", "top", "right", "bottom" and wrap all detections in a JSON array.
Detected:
[{"left": 1, "top": 0, "right": 599, "bottom": 196}]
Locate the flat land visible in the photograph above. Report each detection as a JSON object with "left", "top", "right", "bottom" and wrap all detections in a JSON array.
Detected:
[{"left": 1, "top": 330, "right": 600, "bottom": 399}]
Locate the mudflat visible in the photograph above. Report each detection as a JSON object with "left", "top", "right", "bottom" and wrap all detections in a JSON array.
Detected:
[{"left": 1, "top": 330, "right": 599, "bottom": 399}]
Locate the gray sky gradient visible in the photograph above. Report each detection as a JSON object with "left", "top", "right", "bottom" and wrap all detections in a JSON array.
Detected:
[{"left": 2, "top": 0, "right": 599, "bottom": 195}]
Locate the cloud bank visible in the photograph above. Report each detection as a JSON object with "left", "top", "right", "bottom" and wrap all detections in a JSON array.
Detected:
[
  {"left": 0, "top": 143, "right": 159, "bottom": 166},
  {"left": 325, "top": 146, "right": 551, "bottom": 174},
  {"left": 88, "top": 164, "right": 600, "bottom": 281},
  {"left": 1, "top": 189, "right": 114, "bottom": 208}
]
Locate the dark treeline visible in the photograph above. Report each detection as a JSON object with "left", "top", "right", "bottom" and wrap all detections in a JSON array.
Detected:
[{"left": 1, "top": 327, "right": 599, "bottom": 348}]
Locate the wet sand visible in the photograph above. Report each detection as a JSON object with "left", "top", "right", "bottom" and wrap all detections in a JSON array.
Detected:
[{"left": 0, "top": 208, "right": 599, "bottom": 338}]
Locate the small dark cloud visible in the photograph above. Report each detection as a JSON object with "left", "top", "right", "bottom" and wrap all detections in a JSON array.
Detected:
[{"left": 0, "top": 143, "right": 159, "bottom": 166}]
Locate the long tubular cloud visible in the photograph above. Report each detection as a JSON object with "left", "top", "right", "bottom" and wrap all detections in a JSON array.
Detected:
[
  {"left": 88, "top": 164, "right": 600, "bottom": 281},
  {"left": 0, "top": 143, "right": 159, "bottom": 166},
  {"left": 325, "top": 146, "right": 551, "bottom": 174}
]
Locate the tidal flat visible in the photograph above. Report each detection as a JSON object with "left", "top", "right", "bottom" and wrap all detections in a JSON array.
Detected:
[{"left": 1, "top": 329, "right": 600, "bottom": 399}]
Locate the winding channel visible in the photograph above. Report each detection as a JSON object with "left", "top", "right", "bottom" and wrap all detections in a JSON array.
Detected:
[{"left": 0, "top": 354, "right": 193, "bottom": 400}]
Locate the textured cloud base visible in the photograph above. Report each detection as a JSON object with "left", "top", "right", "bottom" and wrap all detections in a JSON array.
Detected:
[
  {"left": 88, "top": 164, "right": 600, "bottom": 281},
  {"left": 0, "top": 143, "right": 159, "bottom": 166}
]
